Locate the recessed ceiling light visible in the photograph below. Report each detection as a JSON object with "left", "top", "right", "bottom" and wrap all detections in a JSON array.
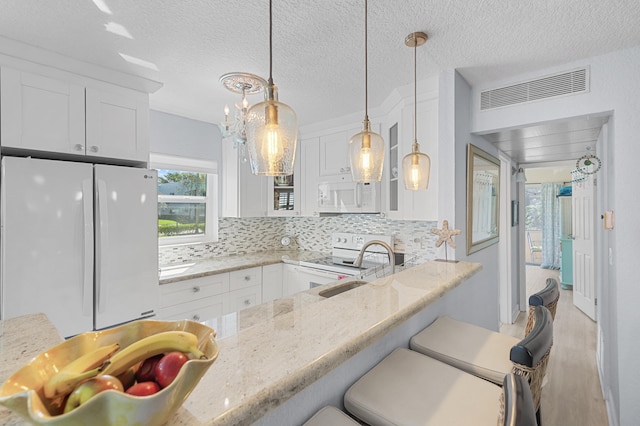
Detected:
[
  {"left": 118, "top": 53, "right": 159, "bottom": 71},
  {"left": 105, "top": 22, "right": 133, "bottom": 39},
  {"left": 92, "top": 0, "right": 112, "bottom": 15}
]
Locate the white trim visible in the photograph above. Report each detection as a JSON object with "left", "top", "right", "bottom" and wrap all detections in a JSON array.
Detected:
[
  {"left": 498, "top": 152, "right": 514, "bottom": 324},
  {"left": 150, "top": 152, "right": 217, "bottom": 173},
  {"left": 152, "top": 154, "right": 218, "bottom": 246}
]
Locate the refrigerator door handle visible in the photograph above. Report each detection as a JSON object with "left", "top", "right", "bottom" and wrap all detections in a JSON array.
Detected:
[
  {"left": 95, "top": 179, "right": 109, "bottom": 314},
  {"left": 82, "top": 179, "right": 93, "bottom": 316}
]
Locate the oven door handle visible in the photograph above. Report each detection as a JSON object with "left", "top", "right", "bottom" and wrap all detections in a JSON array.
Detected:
[{"left": 295, "top": 266, "right": 351, "bottom": 279}]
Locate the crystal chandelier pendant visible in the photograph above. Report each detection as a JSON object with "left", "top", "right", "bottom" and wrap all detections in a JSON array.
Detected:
[{"left": 218, "top": 72, "right": 267, "bottom": 156}]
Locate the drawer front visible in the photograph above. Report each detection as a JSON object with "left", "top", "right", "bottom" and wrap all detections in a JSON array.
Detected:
[
  {"left": 159, "top": 295, "right": 225, "bottom": 322},
  {"left": 160, "top": 274, "right": 230, "bottom": 308},
  {"left": 225, "top": 285, "right": 262, "bottom": 314},
  {"left": 229, "top": 266, "right": 262, "bottom": 291}
]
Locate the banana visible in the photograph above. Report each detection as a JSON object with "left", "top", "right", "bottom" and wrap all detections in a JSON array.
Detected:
[
  {"left": 100, "top": 331, "right": 206, "bottom": 378},
  {"left": 43, "top": 342, "right": 120, "bottom": 399}
]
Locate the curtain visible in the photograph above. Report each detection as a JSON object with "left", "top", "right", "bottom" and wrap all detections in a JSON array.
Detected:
[{"left": 540, "top": 182, "right": 562, "bottom": 269}]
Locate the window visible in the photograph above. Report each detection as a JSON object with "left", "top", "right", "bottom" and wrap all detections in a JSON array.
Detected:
[{"left": 150, "top": 153, "right": 218, "bottom": 245}]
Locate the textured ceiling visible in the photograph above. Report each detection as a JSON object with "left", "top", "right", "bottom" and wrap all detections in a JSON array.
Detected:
[{"left": 0, "top": 1, "right": 638, "bottom": 141}]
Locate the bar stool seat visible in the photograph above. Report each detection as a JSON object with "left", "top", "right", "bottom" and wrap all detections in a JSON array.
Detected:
[
  {"left": 344, "top": 348, "right": 502, "bottom": 425},
  {"left": 410, "top": 278, "right": 559, "bottom": 385},
  {"left": 345, "top": 306, "right": 553, "bottom": 425},
  {"left": 410, "top": 315, "right": 518, "bottom": 384},
  {"left": 303, "top": 406, "right": 361, "bottom": 426}
]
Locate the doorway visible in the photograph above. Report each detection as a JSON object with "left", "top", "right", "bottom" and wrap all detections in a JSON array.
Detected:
[{"left": 483, "top": 114, "right": 608, "bottom": 324}]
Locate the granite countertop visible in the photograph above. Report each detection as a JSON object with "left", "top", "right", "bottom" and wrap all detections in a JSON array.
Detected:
[
  {"left": 0, "top": 260, "right": 482, "bottom": 425},
  {"left": 159, "top": 250, "right": 328, "bottom": 284}
]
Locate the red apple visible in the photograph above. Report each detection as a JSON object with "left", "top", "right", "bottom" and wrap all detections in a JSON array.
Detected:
[
  {"left": 63, "top": 375, "right": 123, "bottom": 413},
  {"left": 154, "top": 352, "right": 188, "bottom": 388},
  {"left": 125, "top": 381, "right": 161, "bottom": 396},
  {"left": 135, "top": 354, "right": 163, "bottom": 383}
]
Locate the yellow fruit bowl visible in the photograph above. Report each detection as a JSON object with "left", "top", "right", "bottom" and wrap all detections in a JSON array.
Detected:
[{"left": 0, "top": 319, "right": 218, "bottom": 426}]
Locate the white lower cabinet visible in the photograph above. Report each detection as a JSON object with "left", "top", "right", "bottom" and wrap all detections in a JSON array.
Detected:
[
  {"left": 159, "top": 263, "right": 290, "bottom": 320},
  {"left": 262, "top": 263, "right": 284, "bottom": 303},
  {"left": 159, "top": 274, "right": 229, "bottom": 321},
  {"left": 225, "top": 286, "right": 262, "bottom": 314}
]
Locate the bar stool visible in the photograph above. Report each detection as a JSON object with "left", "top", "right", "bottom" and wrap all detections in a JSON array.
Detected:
[
  {"left": 344, "top": 306, "right": 552, "bottom": 425},
  {"left": 409, "top": 278, "right": 558, "bottom": 385},
  {"left": 303, "top": 406, "right": 361, "bottom": 425}
]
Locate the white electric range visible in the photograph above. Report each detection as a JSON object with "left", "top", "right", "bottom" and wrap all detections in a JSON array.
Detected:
[{"left": 294, "top": 233, "right": 395, "bottom": 288}]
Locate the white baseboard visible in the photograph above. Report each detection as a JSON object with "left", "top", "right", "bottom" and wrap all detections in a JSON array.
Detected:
[{"left": 597, "top": 345, "right": 618, "bottom": 426}]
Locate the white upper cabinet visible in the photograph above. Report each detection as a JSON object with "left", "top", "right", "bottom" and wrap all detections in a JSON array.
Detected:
[
  {"left": 1, "top": 68, "right": 85, "bottom": 154},
  {"left": 1, "top": 67, "right": 150, "bottom": 163},
  {"left": 384, "top": 97, "right": 439, "bottom": 221},
  {"left": 85, "top": 88, "right": 149, "bottom": 162},
  {"left": 318, "top": 128, "right": 359, "bottom": 178},
  {"left": 221, "top": 141, "right": 267, "bottom": 218},
  {"left": 267, "top": 145, "right": 301, "bottom": 216}
]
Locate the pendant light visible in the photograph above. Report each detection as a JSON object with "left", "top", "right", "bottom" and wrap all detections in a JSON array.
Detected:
[
  {"left": 402, "top": 32, "right": 431, "bottom": 190},
  {"left": 348, "top": 0, "right": 384, "bottom": 183},
  {"left": 245, "top": 0, "right": 298, "bottom": 176}
]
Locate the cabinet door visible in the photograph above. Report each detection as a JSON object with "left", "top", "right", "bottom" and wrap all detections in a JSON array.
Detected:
[
  {"left": 221, "top": 142, "right": 267, "bottom": 217},
  {"left": 318, "top": 129, "right": 359, "bottom": 177},
  {"left": 159, "top": 294, "right": 225, "bottom": 322},
  {"left": 262, "top": 263, "right": 284, "bottom": 303},
  {"left": 267, "top": 147, "right": 301, "bottom": 216},
  {"left": 300, "top": 137, "right": 320, "bottom": 216},
  {"left": 225, "top": 285, "right": 262, "bottom": 314},
  {"left": 1, "top": 68, "right": 85, "bottom": 154},
  {"left": 85, "top": 88, "right": 149, "bottom": 162},
  {"left": 160, "top": 274, "right": 230, "bottom": 308},
  {"left": 229, "top": 266, "right": 263, "bottom": 291}
]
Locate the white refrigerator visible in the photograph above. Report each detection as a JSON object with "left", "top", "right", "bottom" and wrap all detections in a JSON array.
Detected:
[{"left": 0, "top": 156, "right": 159, "bottom": 338}]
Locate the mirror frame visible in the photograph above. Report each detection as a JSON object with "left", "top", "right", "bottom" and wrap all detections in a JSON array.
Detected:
[{"left": 466, "top": 144, "right": 500, "bottom": 255}]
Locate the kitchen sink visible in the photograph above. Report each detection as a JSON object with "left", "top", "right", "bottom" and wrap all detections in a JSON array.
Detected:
[{"left": 319, "top": 280, "right": 369, "bottom": 298}]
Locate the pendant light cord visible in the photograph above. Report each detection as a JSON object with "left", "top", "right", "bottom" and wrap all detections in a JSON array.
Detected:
[
  {"left": 268, "top": 0, "right": 273, "bottom": 85},
  {"left": 413, "top": 33, "right": 417, "bottom": 145},
  {"left": 364, "top": 0, "right": 369, "bottom": 121}
]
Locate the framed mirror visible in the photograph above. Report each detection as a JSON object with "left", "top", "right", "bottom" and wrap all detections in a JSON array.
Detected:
[{"left": 466, "top": 144, "right": 500, "bottom": 254}]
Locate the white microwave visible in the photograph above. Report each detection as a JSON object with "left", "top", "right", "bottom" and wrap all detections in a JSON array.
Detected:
[{"left": 318, "top": 181, "right": 381, "bottom": 213}]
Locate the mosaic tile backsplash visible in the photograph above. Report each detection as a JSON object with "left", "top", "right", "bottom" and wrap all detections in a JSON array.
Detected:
[{"left": 159, "top": 215, "right": 446, "bottom": 265}]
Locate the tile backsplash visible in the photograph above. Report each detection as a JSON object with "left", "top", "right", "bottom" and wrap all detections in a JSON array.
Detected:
[{"left": 159, "top": 215, "right": 451, "bottom": 265}]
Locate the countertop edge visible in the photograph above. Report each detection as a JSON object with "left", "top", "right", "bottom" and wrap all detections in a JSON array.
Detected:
[{"left": 210, "top": 261, "right": 483, "bottom": 425}]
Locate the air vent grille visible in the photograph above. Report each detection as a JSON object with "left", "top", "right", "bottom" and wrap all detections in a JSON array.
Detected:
[{"left": 480, "top": 68, "right": 588, "bottom": 110}]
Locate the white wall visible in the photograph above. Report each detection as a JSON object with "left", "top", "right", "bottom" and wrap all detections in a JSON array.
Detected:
[
  {"left": 437, "top": 70, "right": 501, "bottom": 331},
  {"left": 469, "top": 45, "right": 640, "bottom": 426}
]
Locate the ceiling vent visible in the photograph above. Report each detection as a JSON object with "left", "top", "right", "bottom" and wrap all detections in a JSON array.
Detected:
[{"left": 480, "top": 68, "right": 589, "bottom": 110}]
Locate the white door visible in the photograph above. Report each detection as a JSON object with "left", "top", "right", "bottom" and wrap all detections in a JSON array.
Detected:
[
  {"left": 94, "top": 165, "right": 158, "bottom": 329},
  {"left": 572, "top": 173, "right": 596, "bottom": 320},
  {"left": 1, "top": 157, "right": 93, "bottom": 337}
]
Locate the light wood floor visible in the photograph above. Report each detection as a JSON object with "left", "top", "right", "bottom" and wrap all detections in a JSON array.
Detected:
[{"left": 500, "top": 266, "right": 608, "bottom": 426}]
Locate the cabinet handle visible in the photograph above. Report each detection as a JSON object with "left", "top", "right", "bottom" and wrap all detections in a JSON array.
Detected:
[
  {"left": 192, "top": 286, "right": 200, "bottom": 293},
  {"left": 89, "top": 145, "right": 99, "bottom": 153},
  {"left": 244, "top": 275, "right": 251, "bottom": 281},
  {"left": 74, "top": 144, "right": 84, "bottom": 151},
  {"left": 192, "top": 314, "right": 200, "bottom": 321},
  {"left": 244, "top": 299, "right": 251, "bottom": 306}
]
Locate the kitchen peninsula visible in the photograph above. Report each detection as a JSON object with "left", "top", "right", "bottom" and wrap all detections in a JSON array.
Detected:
[{"left": 0, "top": 260, "right": 485, "bottom": 425}]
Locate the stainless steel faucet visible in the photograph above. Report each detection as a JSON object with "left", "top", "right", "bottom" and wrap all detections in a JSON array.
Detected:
[{"left": 353, "top": 240, "right": 395, "bottom": 274}]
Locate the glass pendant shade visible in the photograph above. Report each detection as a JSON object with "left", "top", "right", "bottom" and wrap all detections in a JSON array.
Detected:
[
  {"left": 245, "top": 84, "right": 298, "bottom": 176},
  {"left": 349, "top": 120, "right": 384, "bottom": 183},
  {"left": 403, "top": 143, "right": 431, "bottom": 190}
]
